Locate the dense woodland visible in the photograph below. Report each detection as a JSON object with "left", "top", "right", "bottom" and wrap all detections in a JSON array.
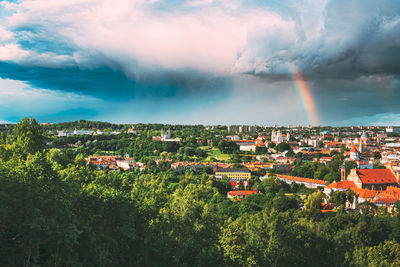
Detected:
[{"left": 1, "top": 118, "right": 400, "bottom": 266}]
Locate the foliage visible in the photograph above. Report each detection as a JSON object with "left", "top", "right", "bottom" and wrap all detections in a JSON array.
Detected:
[{"left": 0, "top": 118, "right": 400, "bottom": 266}]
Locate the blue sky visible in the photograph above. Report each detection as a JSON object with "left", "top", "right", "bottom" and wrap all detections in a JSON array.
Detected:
[{"left": 0, "top": 0, "right": 399, "bottom": 125}]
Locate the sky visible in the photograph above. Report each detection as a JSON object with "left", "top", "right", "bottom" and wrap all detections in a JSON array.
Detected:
[{"left": 0, "top": 0, "right": 399, "bottom": 126}]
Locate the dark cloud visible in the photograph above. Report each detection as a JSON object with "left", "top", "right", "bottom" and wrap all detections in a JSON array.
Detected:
[
  {"left": 0, "top": 61, "right": 232, "bottom": 101},
  {"left": 239, "top": 0, "right": 400, "bottom": 82},
  {"left": 1, "top": 0, "right": 400, "bottom": 125},
  {"left": 5, "top": 108, "right": 98, "bottom": 124}
]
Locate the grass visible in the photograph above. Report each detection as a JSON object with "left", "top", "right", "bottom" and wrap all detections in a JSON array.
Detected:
[{"left": 200, "top": 146, "right": 231, "bottom": 162}]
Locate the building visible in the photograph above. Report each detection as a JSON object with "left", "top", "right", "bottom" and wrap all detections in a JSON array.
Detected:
[
  {"left": 386, "top": 126, "right": 400, "bottom": 133},
  {"left": 171, "top": 162, "right": 205, "bottom": 173},
  {"left": 276, "top": 174, "right": 328, "bottom": 188},
  {"left": 349, "top": 147, "right": 360, "bottom": 160},
  {"left": 271, "top": 130, "right": 290, "bottom": 143},
  {"left": 128, "top": 126, "right": 137, "bottom": 134},
  {"left": 248, "top": 126, "right": 256, "bottom": 133},
  {"left": 215, "top": 168, "right": 251, "bottom": 189},
  {"left": 345, "top": 168, "right": 399, "bottom": 190},
  {"left": 324, "top": 180, "right": 377, "bottom": 209},
  {"left": 152, "top": 128, "right": 181, "bottom": 142},
  {"left": 86, "top": 155, "right": 145, "bottom": 171},
  {"left": 215, "top": 168, "right": 251, "bottom": 180},
  {"left": 227, "top": 190, "right": 258, "bottom": 201},
  {"left": 73, "top": 129, "right": 94, "bottom": 135},
  {"left": 355, "top": 160, "right": 374, "bottom": 169}
]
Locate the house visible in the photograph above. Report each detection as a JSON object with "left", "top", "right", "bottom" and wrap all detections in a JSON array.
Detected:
[
  {"left": 239, "top": 143, "right": 256, "bottom": 152},
  {"left": 87, "top": 155, "right": 145, "bottom": 171},
  {"left": 227, "top": 190, "right": 258, "bottom": 201},
  {"left": 372, "top": 197, "right": 399, "bottom": 213},
  {"left": 355, "top": 160, "right": 374, "bottom": 169},
  {"left": 350, "top": 147, "right": 360, "bottom": 160},
  {"left": 128, "top": 126, "right": 137, "bottom": 134},
  {"left": 324, "top": 180, "right": 377, "bottom": 209},
  {"left": 320, "top": 156, "right": 333, "bottom": 164}
]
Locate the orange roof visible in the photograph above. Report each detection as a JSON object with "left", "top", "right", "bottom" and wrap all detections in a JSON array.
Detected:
[
  {"left": 320, "top": 150, "right": 332, "bottom": 154},
  {"left": 327, "top": 181, "right": 355, "bottom": 189},
  {"left": 325, "top": 141, "right": 343, "bottom": 146},
  {"left": 378, "top": 186, "right": 400, "bottom": 198},
  {"left": 277, "top": 175, "right": 327, "bottom": 185},
  {"left": 350, "top": 187, "right": 377, "bottom": 199},
  {"left": 357, "top": 169, "right": 397, "bottom": 185},
  {"left": 350, "top": 147, "right": 358, "bottom": 153},
  {"left": 228, "top": 190, "right": 258, "bottom": 196}
]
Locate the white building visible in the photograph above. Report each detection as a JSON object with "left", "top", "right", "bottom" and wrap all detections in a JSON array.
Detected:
[
  {"left": 271, "top": 130, "right": 290, "bottom": 143},
  {"left": 386, "top": 126, "right": 400, "bottom": 133}
]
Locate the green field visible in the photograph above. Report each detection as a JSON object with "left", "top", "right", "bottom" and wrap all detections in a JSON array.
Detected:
[{"left": 199, "top": 146, "right": 231, "bottom": 162}]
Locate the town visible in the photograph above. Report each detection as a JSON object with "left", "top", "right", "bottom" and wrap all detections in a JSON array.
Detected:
[
  {"left": 3, "top": 118, "right": 400, "bottom": 266},
  {"left": 42, "top": 122, "right": 400, "bottom": 213}
]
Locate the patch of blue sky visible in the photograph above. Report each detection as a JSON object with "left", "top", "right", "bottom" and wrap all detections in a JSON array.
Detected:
[{"left": 0, "top": 0, "right": 19, "bottom": 18}]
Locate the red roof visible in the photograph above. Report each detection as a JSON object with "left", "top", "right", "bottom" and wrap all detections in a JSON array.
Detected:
[
  {"left": 229, "top": 181, "right": 237, "bottom": 188},
  {"left": 327, "top": 181, "right": 355, "bottom": 189},
  {"left": 277, "top": 175, "right": 327, "bottom": 185},
  {"left": 357, "top": 169, "right": 397, "bottom": 185},
  {"left": 373, "top": 197, "right": 399, "bottom": 206},
  {"left": 351, "top": 187, "right": 377, "bottom": 198},
  {"left": 228, "top": 190, "right": 257, "bottom": 196},
  {"left": 385, "top": 186, "right": 400, "bottom": 198},
  {"left": 350, "top": 147, "right": 358, "bottom": 153}
]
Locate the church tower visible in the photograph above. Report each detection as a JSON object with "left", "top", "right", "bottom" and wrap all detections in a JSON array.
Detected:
[{"left": 341, "top": 162, "right": 347, "bottom": 181}]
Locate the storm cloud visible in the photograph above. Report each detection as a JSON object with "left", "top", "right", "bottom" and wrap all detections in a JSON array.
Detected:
[{"left": 0, "top": 0, "right": 399, "bottom": 125}]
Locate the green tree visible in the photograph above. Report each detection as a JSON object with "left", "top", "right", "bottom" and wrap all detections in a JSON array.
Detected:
[
  {"left": 304, "top": 191, "right": 325, "bottom": 210},
  {"left": 276, "top": 142, "right": 291, "bottom": 152},
  {"left": 366, "top": 241, "right": 400, "bottom": 266},
  {"left": 13, "top": 117, "right": 45, "bottom": 156}
]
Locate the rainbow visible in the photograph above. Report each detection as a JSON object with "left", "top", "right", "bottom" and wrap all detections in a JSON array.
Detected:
[{"left": 290, "top": 66, "right": 319, "bottom": 125}]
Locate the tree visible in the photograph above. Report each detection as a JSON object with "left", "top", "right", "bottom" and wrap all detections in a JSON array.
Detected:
[
  {"left": 365, "top": 241, "right": 400, "bottom": 266},
  {"left": 272, "top": 194, "right": 299, "bottom": 212},
  {"left": 268, "top": 142, "right": 276, "bottom": 148},
  {"left": 212, "top": 179, "right": 232, "bottom": 195},
  {"left": 304, "top": 191, "right": 325, "bottom": 210},
  {"left": 373, "top": 151, "right": 382, "bottom": 160},
  {"left": 238, "top": 180, "right": 245, "bottom": 190},
  {"left": 276, "top": 142, "right": 291, "bottom": 152},
  {"left": 13, "top": 117, "right": 45, "bottom": 155},
  {"left": 184, "top": 146, "right": 195, "bottom": 156},
  {"left": 285, "top": 150, "right": 295, "bottom": 157},
  {"left": 329, "top": 191, "right": 347, "bottom": 207}
]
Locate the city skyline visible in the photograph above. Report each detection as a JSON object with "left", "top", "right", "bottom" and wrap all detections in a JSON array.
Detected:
[{"left": 0, "top": 0, "right": 400, "bottom": 126}]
